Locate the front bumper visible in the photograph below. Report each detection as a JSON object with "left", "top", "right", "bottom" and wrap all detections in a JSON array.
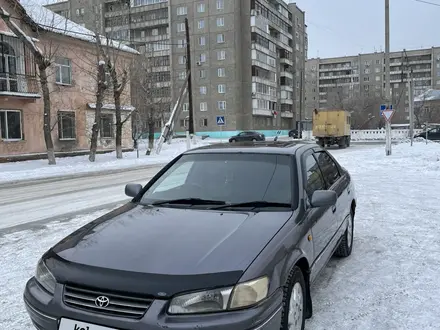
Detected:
[{"left": 24, "top": 277, "right": 283, "bottom": 330}]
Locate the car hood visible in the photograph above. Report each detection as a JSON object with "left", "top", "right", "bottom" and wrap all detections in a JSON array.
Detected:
[{"left": 46, "top": 203, "right": 292, "bottom": 296}]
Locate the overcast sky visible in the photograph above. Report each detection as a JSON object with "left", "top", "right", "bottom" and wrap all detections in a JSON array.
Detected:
[{"left": 294, "top": 0, "right": 439, "bottom": 59}]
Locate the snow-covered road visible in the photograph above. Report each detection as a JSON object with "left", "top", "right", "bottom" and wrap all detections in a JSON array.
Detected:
[
  {"left": 1, "top": 142, "right": 440, "bottom": 330},
  {"left": 0, "top": 165, "right": 162, "bottom": 231}
]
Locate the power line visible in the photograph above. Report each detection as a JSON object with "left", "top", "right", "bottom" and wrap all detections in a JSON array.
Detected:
[{"left": 414, "top": 0, "right": 440, "bottom": 6}]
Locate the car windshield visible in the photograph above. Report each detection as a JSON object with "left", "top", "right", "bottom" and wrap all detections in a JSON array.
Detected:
[{"left": 140, "top": 153, "right": 293, "bottom": 210}]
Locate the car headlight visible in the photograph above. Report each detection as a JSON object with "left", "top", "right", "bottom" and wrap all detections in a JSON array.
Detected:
[
  {"left": 168, "top": 276, "right": 269, "bottom": 314},
  {"left": 35, "top": 259, "right": 56, "bottom": 294}
]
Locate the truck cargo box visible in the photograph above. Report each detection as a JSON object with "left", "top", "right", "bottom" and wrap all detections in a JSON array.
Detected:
[{"left": 312, "top": 109, "right": 351, "bottom": 147}]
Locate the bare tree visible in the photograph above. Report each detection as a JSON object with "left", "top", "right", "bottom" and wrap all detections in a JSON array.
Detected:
[
  {"left": 0, "top": 7, "right": 61, "bottom": 164},
  {"left": 97, "top": 39, "right": 133, "bottom": 159},
  {"left": 131, "top": 50, "right": 170, "bottom": 152},
  {"left": 326, "top": 84, "right": 384, "bottom": 129}
]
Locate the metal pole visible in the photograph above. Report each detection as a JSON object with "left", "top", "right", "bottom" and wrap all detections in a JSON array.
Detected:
[
  {"left": 185, "top": 18, "right": 194, "bottom": 135},
  {"left": 408, "top": 69, "right": 414, "bottom": 146},
  {"left": 384, "top": 0, "right": 392, "bottom": 155}
]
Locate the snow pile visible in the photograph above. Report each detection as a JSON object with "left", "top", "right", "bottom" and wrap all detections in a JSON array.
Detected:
[
  {"left": 19, "top": 0, "right": 138, "bottom": 54},
  {"left": 0, "top": 140, "right": 211, "bottom": 184}
]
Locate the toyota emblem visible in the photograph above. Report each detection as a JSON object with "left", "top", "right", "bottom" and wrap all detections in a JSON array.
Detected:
[{"left": 95, "top": 296, "right": 110, "bottom": 308}]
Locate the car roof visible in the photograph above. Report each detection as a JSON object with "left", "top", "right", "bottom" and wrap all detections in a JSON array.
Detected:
[{"left": 184, "top": 141, "right": 318, "bottom": 155}]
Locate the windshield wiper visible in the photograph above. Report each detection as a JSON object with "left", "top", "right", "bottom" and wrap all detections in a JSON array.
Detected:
[
  {"left": 151, "top": 198, "right": 227, "bottom": 206},
  {"left": 212, "top": 201, "right": 291, "bottom": 210}
]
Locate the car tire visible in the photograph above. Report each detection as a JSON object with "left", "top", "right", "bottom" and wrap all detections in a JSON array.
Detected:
[
  {"left": 230, "top": 139, "right": 236, "bottom": 143},
  {"left": 280, "top": 266, "right": 306, "bottom": 330},
  {"left": 334, "top": 210, "right": 354, "bottom": 258},
  {"left": 252, "top": 138, "right": 257, "bottom": 142}
]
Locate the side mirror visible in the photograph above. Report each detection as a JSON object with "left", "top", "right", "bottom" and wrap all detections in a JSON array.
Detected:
[
  {"left": 125, "top": 183, "right": 143, "bottom": 198},
  {"left": 310, "top": 190, "right": 337, "bottom": 208}
]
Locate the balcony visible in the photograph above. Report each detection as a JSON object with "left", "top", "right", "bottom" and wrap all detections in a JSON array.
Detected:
[{"left": 0, "top": 34, "right": 40, "bottom": 99}]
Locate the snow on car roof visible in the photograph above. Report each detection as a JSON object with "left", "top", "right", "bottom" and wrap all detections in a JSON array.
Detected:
[{"left": 19, "top": 0, "right": 139, "bottom": 55}]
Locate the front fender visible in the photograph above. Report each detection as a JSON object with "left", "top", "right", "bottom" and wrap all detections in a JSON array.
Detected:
[{"left": 239, "top": 211, "right": 314, "bottom": 295}]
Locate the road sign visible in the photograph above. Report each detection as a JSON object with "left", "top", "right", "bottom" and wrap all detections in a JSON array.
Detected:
[
  {"left": 216, "top": 116, "right": 225, "bottom": 126},
  {"left": 382, "top": 109, "right": 395, "bottom": 122},
  {"left": 380, "top": 104, "right": 392, "bottom": 115}
]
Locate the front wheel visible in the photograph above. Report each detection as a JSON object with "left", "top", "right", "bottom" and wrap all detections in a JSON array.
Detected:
[
  {"left": 230, "top": 139, "right": 236, "bottom": 143},
  {"left": 281, "top": 266, "right": 306, "bottom": 330},
  {"left": 334, "top": 210, "right": 354, "bottom": 257}
]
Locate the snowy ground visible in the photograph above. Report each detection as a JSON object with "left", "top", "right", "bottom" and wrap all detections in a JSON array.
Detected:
[
  {"left": 1, "top": 142, "right": 440, "bottom": 329},
  {"left": 0, "top": 139, "right": 211, "bottom": 184}
]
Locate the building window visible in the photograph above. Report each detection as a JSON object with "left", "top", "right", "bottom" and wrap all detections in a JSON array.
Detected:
[
  {"left": 55, "top": 57, "right": 72, "bottom": 85},
  {"left": 199, "top": 118, "right": 208, "bottom": 127},
  {"left": 151, "top": 28, "right": 158, "bottom": 36},
  {"left": 178, "top": 55, "right": 186, "bottom": 65},
  {"left": 200, "top": 102, "right": 207, "bottom": 111},
  {"left": 199, "top": 69, "right": 206, "bottom": 78},
  {"left": 218, "top": 101, "right": 226, "bottom": 110},
  {"left": 182, "top": 103, "right": 189, "bottom": 112},
  {"left": 216, "top": 33, "right": 225, "bottom": 43},
  {"left": 198, "top": 19, "right": 205, "bottom": 29},
  {"left": 217, "top": 67, "right": 225, "bottom": 77},
  {"left": 363, "top": 76, "right": 369, "bottom": 82},
  {"left": 216, "top": 17, "right": 224, "bottom": 27},
  {"left": 100, "top": 114, "right": 114, "bottom": 138},
  {"left": 178, "top": 71, "right": 187, "bottom": 80},
  {"left": 199, "top": 53, "right": 206, "bottom": 62},
  {"left": 177, "top": 39, "right": 186, "bottom": 48},
  {"left": 0, "top": 110, "right": 22, "bottom": 140},
  {"left": 217, "top": 50, "right": 226, "bottom": 60},
  {"left": 177, "top": 6, "right": 187, "bottom": 15},
  {"left": 197, "top": 3, "right": 205, "bottom": 13},
  {"left": 200, "top": 86, "right": 207, "bottom": 94},
  {"left": 75, "top": 8, "right": 84, "bottom": 16},
  {"left": 198, "top": 36, "right": 206, "bottom": 46},
  {"left": 58, "top": 111, "right": 76, "bottom": 140},
  {"left": 177, "top": 23, "right": 185, "bottom": 33},
  {"left": 375, "top": 76, "right": 381, "bottom": 81},
  {"left": 218, "top": 84, "right": 226, "bottom": 93},
  {"left": 216, "top": 0, "right": 224, "bottom": 10}
]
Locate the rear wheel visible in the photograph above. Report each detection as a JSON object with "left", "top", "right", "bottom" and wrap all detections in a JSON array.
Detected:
[
  {"left": 252, "top": 138, "right": 257, "bottom": 142},
  {"left": 230, "top": 139, "right": 236, "bottom": 143},
  {"left": 281, "top": 266, "right": 306, "bottom": 330}
]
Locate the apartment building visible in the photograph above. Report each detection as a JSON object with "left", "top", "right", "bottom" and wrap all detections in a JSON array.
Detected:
[
  {"left": 169, "top": 0, "right": 306, "bottom": 135},
  {"left": 305, "top": 47, "right": 440, "bottom": 124},
  {"left": 47, "top": 0, "right": 307, "bottom": 136}
]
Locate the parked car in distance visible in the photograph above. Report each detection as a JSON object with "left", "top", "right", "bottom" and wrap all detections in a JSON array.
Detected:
[
  {"left": 229, "top": 131, "right": 265, "bottom": 143},
  {"left": 24, "top": 141, "right": 356, "bottom": 330},
  {"left": 414, "top": 127, "right": 440, "bottom": 141},
  {"left": 289, "top": 129, "right": 299, "bottom": 139}
]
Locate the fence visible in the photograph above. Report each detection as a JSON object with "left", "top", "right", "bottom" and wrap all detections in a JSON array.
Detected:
[{"left": 301, "top": 129, "right": 424, "bottom": 141}]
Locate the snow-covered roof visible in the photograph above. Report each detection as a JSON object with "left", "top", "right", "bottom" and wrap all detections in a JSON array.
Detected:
[
  {"left": 414, "top": 89, "right": 440, "bottom": 103},
  {"left": 19, "top": 0, "right": 139, "bottom": 55}
]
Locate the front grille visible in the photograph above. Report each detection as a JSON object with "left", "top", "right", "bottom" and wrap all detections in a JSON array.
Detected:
[{"left": 63, "top": 285, "right": 154, "bottom": 318}]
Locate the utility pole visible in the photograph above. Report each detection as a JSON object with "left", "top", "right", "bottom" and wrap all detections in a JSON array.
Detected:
[
  {"left": 299, "top": 69, "right": 303, "bottom": 138},
  {"left": 403, "top": 49, "right": 415, "bottom": 146},
  {"left": 408, "top": 69, "right": 414, "bottom": 146},
  {"left": 185, "top": 18, "right": 194, "bottom": 135},
  {"left": 384, "top": 0, "right": 392, "bottom": 156}
]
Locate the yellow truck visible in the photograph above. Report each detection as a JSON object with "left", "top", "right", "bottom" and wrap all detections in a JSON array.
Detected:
[{"left": 312, "top": 109, "right": 351, "bottom": 148}]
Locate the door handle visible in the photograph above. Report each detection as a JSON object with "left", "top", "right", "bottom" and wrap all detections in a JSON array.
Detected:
[
  {"left": 347, "top": 187, "right": 351, "bottom": 194},
  {"left": 332, "top": 205, "right": 337, "bottom": 213}
]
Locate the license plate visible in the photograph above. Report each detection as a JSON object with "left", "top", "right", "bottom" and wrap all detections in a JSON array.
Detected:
[{"left": 59, "top": 318, "right": 117, "bottom": 330}]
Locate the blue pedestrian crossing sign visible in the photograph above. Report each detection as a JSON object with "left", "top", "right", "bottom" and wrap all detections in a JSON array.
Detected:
[
  {"left": 380, "top": 104, "right": 392, "bottom": 116},
  {"left": 216, "top": 116, "right": 225, "bottom": 126}
]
